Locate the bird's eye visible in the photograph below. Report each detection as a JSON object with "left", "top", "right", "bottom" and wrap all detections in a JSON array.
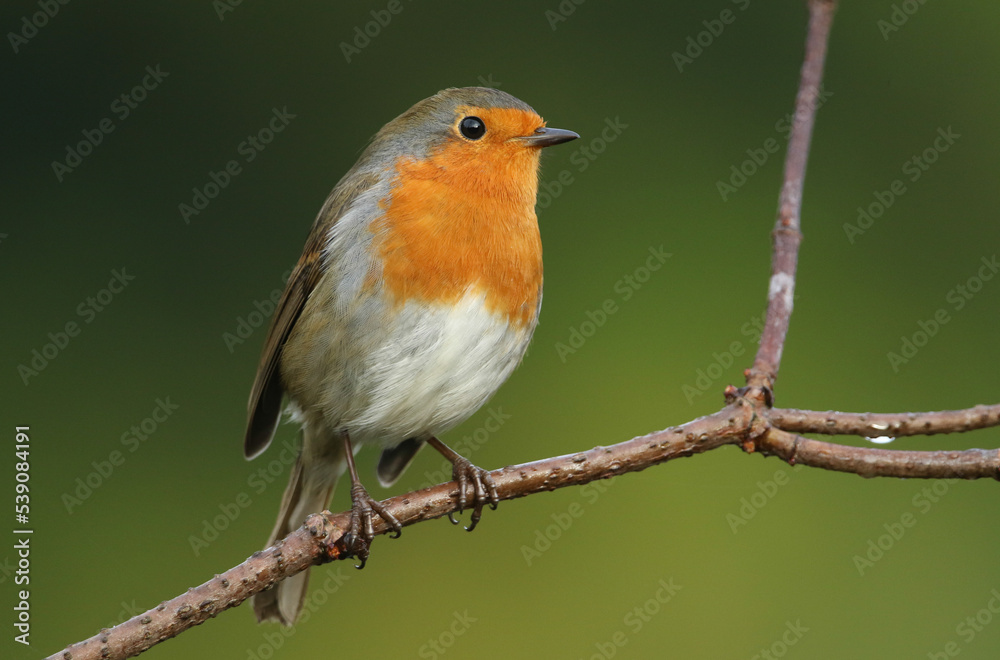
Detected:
[{"left": 459, "top": 116, "right": 486, "bottom": 140}]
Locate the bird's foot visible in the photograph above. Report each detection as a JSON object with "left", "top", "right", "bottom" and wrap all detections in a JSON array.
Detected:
[
  {"left": 446, "top": 454, "right": 498, "bottom": 532},
  {"left": 342, "top": 481, "right": 401, "bottom": 569}
]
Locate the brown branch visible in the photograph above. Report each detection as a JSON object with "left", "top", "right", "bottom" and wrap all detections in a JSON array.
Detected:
[
  {"left": 48, "top": 404, "right": 756, "bottom": 660},
  {"left": 768, "top": 404, "right": 1000, "bottom": 437},
  {"left": 754, "top": 428, "right": 1000, "bottom": 479},
  {"left": 48, "top": 517, "right": 347, "bottom": 660},
  {"left": 49, "top": 392, "right": 1000, "bottom": 660},
  {"left": 748, "top": 0, "right": 837, "bottom": 391}
]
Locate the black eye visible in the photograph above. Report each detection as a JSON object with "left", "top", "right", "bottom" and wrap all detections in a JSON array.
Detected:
[{"left": 459, "top": 116, "right": 486, "bottom": 140}]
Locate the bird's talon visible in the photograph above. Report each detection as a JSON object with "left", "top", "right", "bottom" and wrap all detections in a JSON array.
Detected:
[
  {"left": 343, "top": 480, "right": 400, "bottom": 568},
  {"left": 482, "top": 473, "right": 499, "bottom": 505},
  {"left": 457, "top": 477, "right": 469, "bottom": 512},
  {"left": 449, "top": 459, "right": 495, "bottom": 532},
  {"left": 427, "top": 437, "right": 500, "bottom": 533},
  {"left": 464, "top": 502, "right": 485, "bottom": 532},
  {"left": 340, "top": 531, "right": 370, "bottom": 570}
]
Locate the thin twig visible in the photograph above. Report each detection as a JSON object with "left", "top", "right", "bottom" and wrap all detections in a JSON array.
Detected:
[
  {"left": 755, "top": 428, "right": 1000, "bottom": 479},
  {"left": 768, "top": 404, "right": 1000, "bottom": 437},
  {"left": 748, "top": 0, "right": 837, "bottom": 390}
]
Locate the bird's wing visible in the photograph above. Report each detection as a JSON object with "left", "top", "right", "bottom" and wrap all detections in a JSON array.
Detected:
[{"left": 243, "top": 169, "right": 382, "bottom": 459}]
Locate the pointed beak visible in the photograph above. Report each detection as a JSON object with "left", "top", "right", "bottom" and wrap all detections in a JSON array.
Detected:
[{"left": 519, "top": 126, "right": 580, "bottom": 147}]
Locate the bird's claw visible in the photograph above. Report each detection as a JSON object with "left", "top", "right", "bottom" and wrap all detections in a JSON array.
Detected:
[
  {"left": 449, "top": 457, "right": 499, "bottom": 532},
  {"left": 344, "top": 482, "right": 402, "bottom": 569}
]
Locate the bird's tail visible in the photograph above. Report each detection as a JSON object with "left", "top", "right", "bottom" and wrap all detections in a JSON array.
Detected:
[{"left": 252, "top": 429, "right": 345, "bottom": 626}]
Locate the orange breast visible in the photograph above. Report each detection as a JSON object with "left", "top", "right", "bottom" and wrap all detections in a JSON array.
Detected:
[{"left": 371, "top": 139, "right": 544, "bottom": 328}]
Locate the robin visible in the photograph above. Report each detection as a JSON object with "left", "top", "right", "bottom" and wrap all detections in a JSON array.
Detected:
[{"left": 244, "top": 86, "right": 578, "bottom": 625}]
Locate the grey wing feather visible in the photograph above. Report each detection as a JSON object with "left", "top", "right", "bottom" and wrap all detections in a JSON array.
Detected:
[{"left": 243, "top": 170, "right": 382, "bottom": 459}]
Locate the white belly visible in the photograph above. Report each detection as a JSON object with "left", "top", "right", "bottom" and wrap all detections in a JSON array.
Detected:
[{"left": 283, "top": 288, "right": 534, "bottom": 447}]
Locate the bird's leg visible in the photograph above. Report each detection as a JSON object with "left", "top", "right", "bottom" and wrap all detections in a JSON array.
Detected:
[
  {"left": 341, "top": 432, "right": 401, "bottom": 569},
  {"left": 426, "top": 436, "right": 498, "bottom": 532}
]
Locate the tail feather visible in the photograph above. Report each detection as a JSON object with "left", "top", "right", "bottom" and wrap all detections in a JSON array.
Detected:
[
  {"left": 252, "top": 431, "right": 343, "bottom": 626},
  {"left": 376, "top": 437, "right": 425, "bottom": 487}
]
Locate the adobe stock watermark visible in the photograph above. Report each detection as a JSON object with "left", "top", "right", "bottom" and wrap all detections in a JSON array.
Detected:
[
  {"left": 843, "top": 126, "right": 959, "bottom": 244},
  {"left": 213, "top": 0, "right": 245, "bottom": 21},
  {"left": 103, "top": 600, "right": 149, "bottom": 630},
  {"left": 536, "top": 116, "right": 628, "bottom": 209},
  {"left": 51, "top": 65, "right": 169, "bottom": 182},
  {"left": 222, "top": 268, "right": 292, "bottom": 353},
  {"left": 681, "top": 309, "right": 767, "bottom": 404},
  {"left": 852, "top": 479, "right": 957, "bottom": 576},
  {"left": 7, "top": 0, "right": 72, "bottom": 54},
  {"left": 672, "top": 0, "right": 752, "bottom": 73},
  {"left": 520, "top": 477, "right": 616, "bottom": 566},
  {"left": 0, "top": 555, "right": 18, "bottom": 586},
  {"left": 725, "top": 466, "right": 802, "bottom": 534},
  {"left": 682, "top": 340, "right": 746, "bottom": 404},
  {"left": 554, "top": 245, "right": 671, "bottom": 362},
  {"left": 17, "top": 267, "right": 136, "bottom": 386},
  {"left": 61, "top": 397, "right": 180, "bottom": 514},
  {"left": 577, "top": 578, "right": 682, "bottom": 660},
  {"left": 188, "top": 436, "right": 298, "bottom": 556},
  {"left": 339, "top": 0, "right": 413, "bottom": 63},
  {"left": 877, "top": 0, "right": 932, "bottom": 41},
  {"left": 475, "top": 74, "right": 502, "bottom": 89},
  {"left": 544, "top": 0, "right": 587, "bottom": 31},
  {"left": 717, "top": 84, "right": 833, "bottom": 201},
  {"left": 417, "top": 610, "right": 477, "bottom": 660},
  {"left": 178, "top": 106, "right": 296, "bottom": 224},
  {"left": 749, "top": 620, "right": 809, "bottom": 660},
  {"left": 417, "top": 407, "right": 511, "bottom": 490},
  {"left": 245, "top": 565, "right": 354, "bottom": 659},
  {"left": 927, "top": 588, "right": 1000, "bottom": 659},
  {"left": 886, "top": 255, "right": 997, "bottom": 373}
]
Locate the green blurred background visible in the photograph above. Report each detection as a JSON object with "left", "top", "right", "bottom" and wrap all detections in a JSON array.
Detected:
[{"left": 4, "top": 1, "right": 1000, "bottom": 658}]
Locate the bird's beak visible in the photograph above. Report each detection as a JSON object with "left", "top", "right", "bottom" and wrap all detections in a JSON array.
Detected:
[{"left": 519, "top": 126, "right": 580, "bottom": 147}]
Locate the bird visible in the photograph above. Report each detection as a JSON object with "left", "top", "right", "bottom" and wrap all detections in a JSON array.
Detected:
[{"left": 243, "top": 86, "right": 578, "bottom": 625}]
